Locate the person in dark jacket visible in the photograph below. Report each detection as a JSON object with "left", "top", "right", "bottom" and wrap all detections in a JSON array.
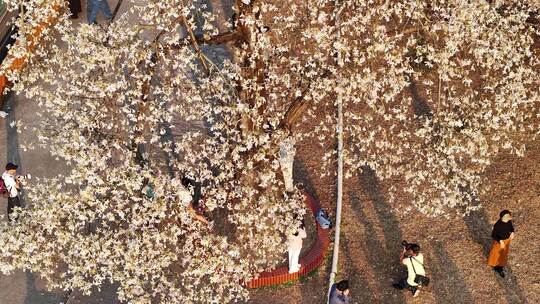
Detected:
[
  {"left": 67, "top": 0, "right": 82, "bottom": 19},
  {"left": 487, "top": 210, "right": 515, "bottom": 278},
  {"left": 329, "top": 280, "right": 350, "bottom": 304}
]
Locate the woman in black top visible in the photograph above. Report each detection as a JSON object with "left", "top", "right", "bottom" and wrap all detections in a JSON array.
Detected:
[{"left": 487, "top": 210, "right": 515, "bottom": 278}]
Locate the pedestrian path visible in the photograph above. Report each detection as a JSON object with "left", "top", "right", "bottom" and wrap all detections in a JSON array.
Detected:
[
  {"left": 0, "top": 64, "right": 71, "bottom": 304},
  {"left": 0, "top": 0, "right": 235, "bottom": 303},
  {"left": 0, "top": 1, "right": 130, "bottom": 303}
]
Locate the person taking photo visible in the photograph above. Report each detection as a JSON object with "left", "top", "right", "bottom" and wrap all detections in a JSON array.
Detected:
[
  {"left": 393, "top": 243, "right": 426, "bottom": 298},
  {"left": 1, "top": 163, "right": 22, "bottom": 221}
]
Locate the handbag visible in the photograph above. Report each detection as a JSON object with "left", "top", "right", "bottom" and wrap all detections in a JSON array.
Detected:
[
  {"left": 316, "top": 209, "right": 332, "bottom": 229},
  {"left": 0, "top": 177, "right": 9, "bottom": 198},
  {"left": 410, "top": 257, "right": 430, "bottom": 286}
]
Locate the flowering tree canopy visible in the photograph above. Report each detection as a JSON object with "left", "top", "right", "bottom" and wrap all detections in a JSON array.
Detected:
[{"left": 0, "top": 0, "right": 538, "bottom": 303}]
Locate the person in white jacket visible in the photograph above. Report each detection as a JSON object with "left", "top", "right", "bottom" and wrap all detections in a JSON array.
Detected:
[
  {"left": 2, "top": 163, "right": 21, "bottom": 221},
  {"left": 288, "top": 222, "right": 307, "bottom": 273}
]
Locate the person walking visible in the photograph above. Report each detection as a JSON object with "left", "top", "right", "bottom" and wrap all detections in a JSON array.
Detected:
[
  {"left": 67, "top": 0, "right": 82, "bottom": 19},
  {"left": 87, "top": 0, "right": 113, "bottom": 24},
  {"left": 488, "top": 210, "right": 515, "bottom": 278},
  {"left": 393, "top": 243, "right": 426, "bottom": 297},
  {"left": 1, "top": 163, "right": 22, "bottom": 221},
  {"left": 329, "top": 280, "right": 350, "bottom": 304},
  {"left": 287, "top": 221, "right": 306, "bottom": 273}
]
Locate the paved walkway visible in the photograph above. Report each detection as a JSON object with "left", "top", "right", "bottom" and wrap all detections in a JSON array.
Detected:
[
  {"left": 0, "top": 0, "right": 233, "bottom": 303},
  {"left": 0, "top": 1, "right": 135, "bottom": 303},
  {"left": 0, "top": 73, "right": 72, "bottom": 304}
]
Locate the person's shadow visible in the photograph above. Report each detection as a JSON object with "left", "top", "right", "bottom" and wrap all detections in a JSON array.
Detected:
[
  {"left": 429, "top": 242, "right": 475, "bottom": 304},
  {"left": 4, "top": 93, "right": 26, "bottom": 209}
]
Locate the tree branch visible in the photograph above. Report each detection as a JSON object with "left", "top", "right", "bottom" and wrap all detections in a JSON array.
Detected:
[
  {"left": 195, "top": 31, "right": 242, "bottom": 45},
  {"left": 180, "top": 0, "right": 211, "bottom": 73}
]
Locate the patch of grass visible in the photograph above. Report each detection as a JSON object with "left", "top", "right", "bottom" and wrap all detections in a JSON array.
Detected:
[
  {"left": 251, "top": 268, "right": 320, "bottom": 291},
  {"left": 300, "top": 268, "right": 319, "bottom": 282}
]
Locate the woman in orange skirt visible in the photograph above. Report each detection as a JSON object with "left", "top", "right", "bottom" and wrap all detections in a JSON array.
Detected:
[{"left": 487, "top": 210, "right": 515, "bottom": 278}]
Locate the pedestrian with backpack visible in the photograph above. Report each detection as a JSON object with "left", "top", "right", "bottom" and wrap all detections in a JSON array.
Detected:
[{"left": 1, "top": 163, "right": 22, "bottom": 221}]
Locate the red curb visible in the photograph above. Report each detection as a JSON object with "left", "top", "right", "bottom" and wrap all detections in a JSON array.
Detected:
[
  {"left": 0, "top": 3, "right": 64, "bottom": 102},
  {"left": 245, "top": 191, "right": 331, "bottom": 288}
]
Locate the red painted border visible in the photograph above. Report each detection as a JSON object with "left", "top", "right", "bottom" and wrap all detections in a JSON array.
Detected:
[
  {"left": 0, "top": 3, "right": 64, "bottom": 105},
  {"left": 0, "top": 3, "right": 331, "bottom": 289},
  {"left": 245, "top": 191, "right": 330, "bottom": 288}
]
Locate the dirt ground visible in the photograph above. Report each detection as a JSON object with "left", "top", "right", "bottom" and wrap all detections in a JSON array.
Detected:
[
  {"left": 243, "top": 3, "right": 540, "bottom": 303},
  {"left": 246, "top": 133, "right": 540, "bottom": 304}
]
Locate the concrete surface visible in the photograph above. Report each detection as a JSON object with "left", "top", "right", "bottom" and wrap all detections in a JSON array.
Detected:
[{"left": 0, "top": 0, "right": 233, "bottom": 302}]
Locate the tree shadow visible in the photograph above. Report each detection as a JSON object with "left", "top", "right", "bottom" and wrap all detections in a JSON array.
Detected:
[
  {"left": 357, "top": 167, "right": 403, "bottom": 257},
  {"left": 350, "top": 190, "right": 405, "bottom": 303},
  {"left": 316, "top": 232, "right": 376, "bottom": 304},
  {"left": 408, "top": 78, "right": 433, "bottom": 118},
  {"left": 429, "top": 242, "right": 474, "bottom": 304},
  {"left": 293, "top": 159, "right": 321, "bottom": 203},
  {"left": 200, "top": 0, "right": 234, "bottom": 67},
  {"left": 67, "top": 283, "right": 121, "bottom": 304},
  {"left": 345, "top": 166, "right": 407, "bottom": 304},
  {"left": 218, "top": 0, "right": 235, "bottom": 19},
  {"left": 463, "top": 192, "right": 530, "bottom": 304},
  {"left": 24, "top": 272, "right": 68, "bottom": 304}
]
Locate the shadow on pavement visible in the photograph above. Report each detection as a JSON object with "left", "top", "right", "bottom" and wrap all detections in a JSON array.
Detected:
[
  {"left": 345, "top": 166, "right": 407, "bottom": 304},
  {"left": 340, "top": 232, "right": 376, "bottom": 303},
  {"left": 347, "top": 191, "right": 405, "bottom": 304},
  {"left": 24, "top": 272, "right": 69, "bottom": 304},
  {"left": 293, "top": 159, "right": 321, "bottom": 203},
  {"left": 408, "top": 79, "right": 433, "bottom": 118},
  {"left": 430, "top": 242, "right": 474, "bottom": 304}
]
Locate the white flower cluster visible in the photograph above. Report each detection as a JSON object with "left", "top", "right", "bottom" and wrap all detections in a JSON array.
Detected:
[
  {"left": 308, "top": 0, "right": 540, "bottom": 216},
  {"left": 0, "top": 0, "right": 538, "bottom": 303}
]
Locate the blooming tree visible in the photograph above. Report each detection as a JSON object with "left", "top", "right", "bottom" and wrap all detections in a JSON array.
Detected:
[
  {"left": 322, "top": 0, "right": 540, "bottom": 215},
  {"left": 0, "top": 0, "right": 538, "bottom": 303}
]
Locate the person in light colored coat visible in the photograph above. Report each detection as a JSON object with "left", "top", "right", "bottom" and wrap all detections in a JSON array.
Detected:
[{"left": 288, "top": 222, "right": 306, "bottom": 273}]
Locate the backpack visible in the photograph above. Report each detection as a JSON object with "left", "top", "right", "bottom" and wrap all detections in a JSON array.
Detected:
[
  {"left": 316, "top": 209, "right": 332, "bottom": 229},
  {"left": 0, "top": 177, "right": 8, "bottom": 198}
]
